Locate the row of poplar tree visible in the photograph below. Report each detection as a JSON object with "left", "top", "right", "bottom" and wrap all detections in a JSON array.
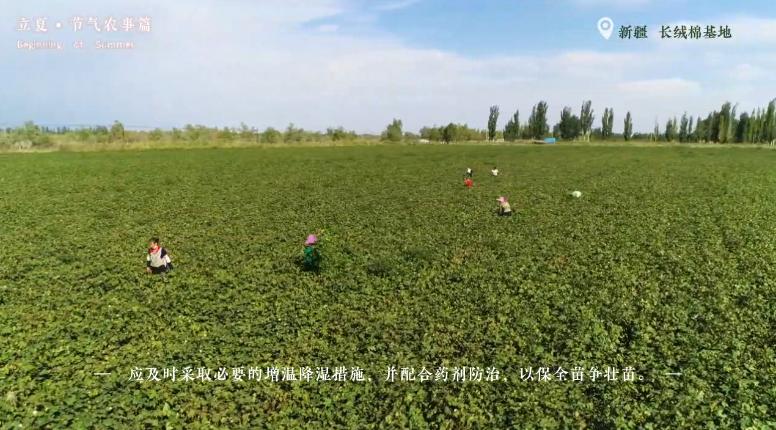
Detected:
[{"left": 483, "top": 99, "right": 776, "bottom": 144}]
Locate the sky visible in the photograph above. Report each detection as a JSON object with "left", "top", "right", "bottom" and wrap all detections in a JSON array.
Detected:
[{"left": 2, "top": 0, "right": 776, "bottom": 133}]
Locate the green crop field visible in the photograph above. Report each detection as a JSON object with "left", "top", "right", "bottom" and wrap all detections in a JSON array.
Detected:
[{"left": 1, "top": 145, "right": 774, "bottom": 429}]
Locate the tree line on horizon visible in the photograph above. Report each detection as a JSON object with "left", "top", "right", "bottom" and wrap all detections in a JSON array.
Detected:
[
  {"left": 475, "top": 99, "right": 776, "bottom": 144},
  {"left": 0, "top": 122, "right": 362, "bottom": 149},
  {"left": 2, "top": 99, "right": 776, "bottom": 148}
]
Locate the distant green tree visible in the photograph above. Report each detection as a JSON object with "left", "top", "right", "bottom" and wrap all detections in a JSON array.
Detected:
[
  {"left": 679, "top": 113, "right": 689, "bottom": 142},
  {"left": 623, "top": 111, "right": 633, "bottom": 141},
  {"left": 687, "top": 116, "right": 694, "bottom": 141},
  {"left": 707, "top": 111, "right": 720, "bottom": 142},
  {"left": 765, "top": 99, "right": 776, "bottom": 144},
  {"left": 557, "top": 106, "right": 581, "bottom": 140},
  {"left": 664, "top": 117, "right": 677, "bottom": 142},
  {"left": 184, "top": 124, "right": 208, "bottom": 141},
  {"left": 694, "top": 115, "right": 709, "bottom": 142},
  {"left": 403, "top": 131, "right": 419, "bottom": 140},
  {"left": 262, "top": 127, "right": 283, "bottom": 143},
  {"left": 285, "top": 123, "right": 305, "bottom": 142},
  {"left": 76, "top": 128, "right": 91, "bottom": 142},
  {"left": 382, "top": 119, "right": 403, "bottom": 142},
  {"left": 580, "top": 100, "right": 595, "bottom": 142},
  {"left": 503, "top": 110, "right": 520, "bottom": 141},
  {"left": 421, "top": 123, "right": 485, "bottom": 143},
  {"left": 487, "top": 105, "right": 500, "bottom": 141},
  {"left": 420, "top": 126, "right": 444, "bottom": 141},
  {"left": 327, "top": 127, "right": 356, "bottom": 141},
  {"left": 110, "top": 120, "right": 125, "bottom": 141},
  {"left": 527, "top": 101, "right": 549, "bottom": 139},
  {"left": 149, "top": 128, "right": 164, "bottom": 141},
  {"left": 217, "top": 127, "right": 235, "bottom": 141},
  {"left": 11, "top": 121, "right": 51, "bottom": 147},
  {"left": 239, "top": 122, "right": 255, "bottom": 141},
  {"left": 735, "top": 112, "right": 749, "bottom": 143},
  {"left": 717, "top": 102, "right": 736, "bottom": 143},
  {"left": 260, "top": 127, "right": 283, "bottom": 143},
  {"left": 601, "top": 108, "right": 614, "bottom": 139},
  {"left": 442, "top": 123, "right": 456, "bottom": 143}
]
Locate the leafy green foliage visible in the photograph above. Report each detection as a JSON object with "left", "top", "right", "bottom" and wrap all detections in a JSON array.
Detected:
[
  {"left": 0, "top": 146, "right": 774, "bottom": 428},
  {"left": 382, "top": 119, "right": 404, "bottom": 142},
  {"left": 624, "top": 112, "right": 633, "bottom": 141},
  {"left": 580, "top": 100, "right": 595, "bottom": 142},
  {"left": 555, "top": 107, "right": 581, "bottom": 141},
  {"left": 488, "top": 106, "right": 500, "bottom": 141},
  {"left": 110, "top": 121, "right": 126, "bottom": 142},
  {"left": 527, "top": 101, "right": 549, "bottom": 140},
  {"left": 601, "top": 108, "right": 614, "bottom": 140},
  {"left": 503, "top": 110, "right": 520, "bottom": 142},
  {"left": 0, "top": 121, "right": 52, "bottom": 149},
  {"left": 420, "top": 124, "right": 486, "bottom": 143}
]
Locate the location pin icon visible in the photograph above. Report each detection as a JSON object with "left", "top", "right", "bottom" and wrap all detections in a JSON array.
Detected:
[{"left": 598, "top": 17, "right": 614, "bottom": 40}]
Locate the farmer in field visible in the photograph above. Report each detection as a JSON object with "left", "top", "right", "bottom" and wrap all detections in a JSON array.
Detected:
[
  {"left": 465, "top": 167, "right": 473, "bottom": 178},
  {"left": 302, "top": 234, "right": 321, "bottom": 272},
  {"left": 496, "top": 196, "right": 512, "bottom": 216},
  {"left": 464, "top": 177, "right": 474, "bottom": 189},
  {"left": 146, "top": 237, "right": 173, "bottom": 274}
]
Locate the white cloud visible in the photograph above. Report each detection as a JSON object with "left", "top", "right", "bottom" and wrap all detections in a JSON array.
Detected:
[
  {"left": 722, "top": 17, "right": 776, "bottom": 45},
  {"left": 571, "top": 0, "right": 654, "bottom": 7},
  {"left": 731, "top": 64, "right": 768, "bottom": 81},
  {"left": 3, "top": 2, "right": 776, "bottom": 135},
  {"left": 374, "top": 0, "right": 421, "bottom": 11},
  {"left": 317, "top": 24, "right": 340, "bottom": 32},
  {"left": 616, "top": 78, "right": 701, "bottom": 96}
]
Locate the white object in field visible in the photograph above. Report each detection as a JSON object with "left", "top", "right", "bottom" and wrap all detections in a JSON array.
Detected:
[
  {"left": 571, "top": 190, "right": 582, "bottom": 198},
  {"left": 491, "top": 169, "right": 499, "bottom": 176}
]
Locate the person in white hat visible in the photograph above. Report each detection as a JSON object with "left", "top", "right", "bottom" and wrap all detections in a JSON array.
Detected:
[{"left": 496, "top": 196, "right": 512, "bottom": 217}]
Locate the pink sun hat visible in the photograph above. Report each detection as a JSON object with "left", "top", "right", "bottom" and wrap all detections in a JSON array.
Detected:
[{"left": 305, "top": 234, "right": 318, "bottom": 246}]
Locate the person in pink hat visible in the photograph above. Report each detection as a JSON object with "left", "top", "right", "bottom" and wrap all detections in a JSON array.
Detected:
[
  {"left": 302, "top": 233, "right": 321, "bottom": 272},
  {"left": 496, "top": 196, "right": 512, "bottom": 217}
]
